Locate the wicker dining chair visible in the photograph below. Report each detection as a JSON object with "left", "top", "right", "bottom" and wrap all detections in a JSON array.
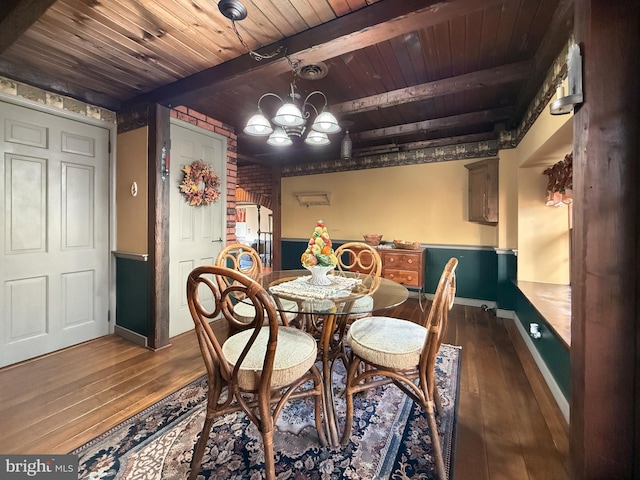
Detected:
[
  {"left": 341, "top": 257, "right": 458, "bottom": 480},
  {"left": 215, "top": 243, "right": 299, "bottom": 334},
  {"left": 186, "top": 265, "right": 328, "bottom": 480},
  {"left": 333, "top": 241, "right": 383, "bottom": 322}
]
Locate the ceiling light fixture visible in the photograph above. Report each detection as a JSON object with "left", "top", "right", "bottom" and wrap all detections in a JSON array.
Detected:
[
  {"left": 244, "top": 74, "right": 341, "bottom": 147},
  {"left": 550, "top": 42, "right": 583, "bottom": 115}
]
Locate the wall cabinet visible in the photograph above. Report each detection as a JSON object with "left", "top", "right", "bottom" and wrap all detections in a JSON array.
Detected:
[{"left": 465, "top": 158, "right": 498, "bottom": 225}]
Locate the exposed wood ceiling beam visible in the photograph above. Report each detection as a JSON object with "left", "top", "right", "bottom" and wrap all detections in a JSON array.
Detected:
[
  {"left": 353, "top": 107, "right": 514, "bottom": 141},
  {"left": 333, "top": 60, "right": 535, "bottom": 115},
  {"left": 0, "top": 58, "right": 120, "bottom": 110},
  {"left": 352, "top": 132, "right": 499, "bottom": 157},
  {"left": 533, "top": 0, "right": 574, "bottom": 67},
  {"left": 240, "top": 131, "right": 500, "bottom": 164},
  {"left": 127, "top": 0, "right": 504, "bottom": 109},
  {"left": 0, "top": 0, "right": 57, "bottom": 53},
  {"left": 395, "top": 131, "right": 499, "bottom": 150},
  {"left": 514, "top": 0, "right": 574, "bottom": 119},
  {"left": 237, "top": 151, "right": 275, "bottom": 167}
]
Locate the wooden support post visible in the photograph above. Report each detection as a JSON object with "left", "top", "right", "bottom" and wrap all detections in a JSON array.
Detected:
[
  {"left": 570, "top": 1, "right": 639, "bottom": 477},
  {"left": 147, "top": 104, "right": 171, "bottom": 350}
]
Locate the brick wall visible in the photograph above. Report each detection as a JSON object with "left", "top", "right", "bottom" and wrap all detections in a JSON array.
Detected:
[
  {"left": 170, "top": 106, "right": 238, "bottom": 243},
  {"left": 237, "top": 164, "right": 273, "bottom": 210}
]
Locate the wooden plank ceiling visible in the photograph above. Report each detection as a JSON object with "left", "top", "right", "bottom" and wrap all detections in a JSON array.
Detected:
[{"left": 0, "top": 0, "right": 573, "bottom": 165}]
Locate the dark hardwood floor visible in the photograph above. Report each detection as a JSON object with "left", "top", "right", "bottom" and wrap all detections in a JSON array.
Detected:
[{"left": 0, "top": 299, "right": 569, "bottom": 479}]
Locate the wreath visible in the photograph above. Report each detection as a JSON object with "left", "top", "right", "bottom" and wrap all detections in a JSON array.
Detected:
[{"left": 179, "top": 160, "right": 221, "bottom": 206}]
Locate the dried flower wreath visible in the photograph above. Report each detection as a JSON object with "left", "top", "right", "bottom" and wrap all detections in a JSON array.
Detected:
[{"left": 179, "top": 160, "right": 221, "bottom": 206}]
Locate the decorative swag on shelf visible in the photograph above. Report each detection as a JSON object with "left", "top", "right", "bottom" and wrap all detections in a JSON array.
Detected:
[{"left": 543, "top": 152, "right": 573, "bottom": 206}]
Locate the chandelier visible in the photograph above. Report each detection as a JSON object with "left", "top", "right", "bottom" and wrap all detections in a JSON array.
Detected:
[
  {"left": 244, "top": 81, "right": 341, "bottom": 147},
  {"left": 217, "top": 0, "right": 341, "bottom": 147},
  {"left": 244, "top": 77, "right": 341, "bottom": 147}
]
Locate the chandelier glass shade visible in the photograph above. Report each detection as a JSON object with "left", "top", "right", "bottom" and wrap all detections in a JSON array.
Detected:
[
  {"left": 244, "top": 84, "right": 341, "bottom": 147},
  {"left": 266, "top": 127, "right": 292, "bottom": 146},
  {"left": 244, "top": 109, "right": 273, "bottom": 136},
  {"left": 312, "top": 111, "right": 341, "bottom": 133},
  {"left": 304, "top": 130, "right": 330, "bottom": 146},
  {"left": 273, "top": 102, "right": 305, "bottom": 127}
]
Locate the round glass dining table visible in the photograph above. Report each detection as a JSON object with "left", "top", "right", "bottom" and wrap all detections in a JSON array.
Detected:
[{"left": 260, "top": 269, "right": 409, "bottom": 446}]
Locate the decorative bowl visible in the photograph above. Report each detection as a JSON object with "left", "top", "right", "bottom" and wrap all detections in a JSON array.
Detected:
[
  {"left": 304, "top": 265, "right": 335, "bottom": 285},
  {"left": 393, "top": 240, "right": 420, "bottom": 250},
  {"left": 363, "top": 233, "right": 383, "bottom": 246}
]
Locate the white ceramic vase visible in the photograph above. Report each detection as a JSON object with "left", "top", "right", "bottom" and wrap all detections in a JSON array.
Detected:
[{"left": 304, "top": 265, "right": 335, "bottom": 286}]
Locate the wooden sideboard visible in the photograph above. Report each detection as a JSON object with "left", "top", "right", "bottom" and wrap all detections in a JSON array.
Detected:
[
  {"left": 349, "top": 245, "right": 427, "bottom": 292},
  {"left": 379, "top": 246, "right": 426, "bottom": 290}
]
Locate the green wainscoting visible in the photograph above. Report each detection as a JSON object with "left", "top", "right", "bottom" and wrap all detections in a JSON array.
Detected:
[
  {"left": 282, "top": 240, "right": 505, "bottom": 303},
  {"left": 281, "top": 239, "right": 305, "bottom": 270},
  {"left": 496, "top": 250, "right": 518, "bottom": 310},
  {"left": 425, "top": 246, "right": 497, "bottom": 301},
  {"left": 514, "top": 289, "right": 570, "bottom": 400},
  {"left": 115, "top": 254, "right": 149, "bottom": 337},
  {"left": 282, "top": 239, "right": 348, "bottom": 270}
]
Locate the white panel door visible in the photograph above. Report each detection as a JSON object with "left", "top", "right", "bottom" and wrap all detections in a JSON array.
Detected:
[
  {"left": 0, "top": 101, "right": 110, "bottom": 367},
  {"left": 169, "top": 121, "right": 226, "bottom": 337}
]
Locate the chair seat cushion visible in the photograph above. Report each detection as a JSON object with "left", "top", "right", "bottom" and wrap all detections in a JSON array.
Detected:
[
  {"left": 233, "top": 298, "right": 298, "bottom": 324},
  {"left": 222, "top": 326, "right": 317, "bottom": 390},
  {"left": 279, "top": 298, "right": 299, "bottom": 312},
  {"left": 277, "top": 298, "right": 299, "bottom": 322},
  {"left": 349, "top": 294, "right": 374, "bottom": 314},
  {"left": 347, "top": 316, "right": 428, "bottom": 370},
  {"left": 232, "top": 301, "right": 259, "bottom": 324}
]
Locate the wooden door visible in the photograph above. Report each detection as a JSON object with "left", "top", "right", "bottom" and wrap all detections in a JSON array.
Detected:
[
  {"left": 169, "top": 120, "right": 226, "bottom": 337},
  {"left": 0, "top": 101, "right": 110, "bottom": 367}
]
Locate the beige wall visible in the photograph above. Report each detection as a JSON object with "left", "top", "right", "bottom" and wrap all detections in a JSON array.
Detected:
[
  {"left": 116, "top": 127, "right": 148, "bottom": 254},
  {"left": 517, "top": 165, "right": 571, "bottom": 283},
  {"left": 282, "top": 160, "right": 498, "bottom": 246},
  {"left": 497, "top": 108, "right": 573, "bottom": 279},
  {"left": 282, "top": 95, "right": 573, "bottom": 285},
  {"left": 515, "top": 99, "right": 573, "bottom": 284},
  {"left": 498, "top": 148, "right": 519, "bottom": 249}
]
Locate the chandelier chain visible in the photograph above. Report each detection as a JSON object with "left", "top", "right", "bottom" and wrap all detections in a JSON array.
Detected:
[
  {"left": 285, "top": 55, "right": 302, "bottom": 73},
  {"left": 231, "top": 20, "right": 283, "bottom": 61}
]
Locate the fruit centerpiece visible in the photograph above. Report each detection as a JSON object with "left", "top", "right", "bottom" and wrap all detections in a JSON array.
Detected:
[{"left": 301, "top": 219, "right": 338, "bottom": 285}]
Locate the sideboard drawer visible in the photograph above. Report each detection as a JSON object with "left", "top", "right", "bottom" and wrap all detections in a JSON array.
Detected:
[
  {"left": 348, "top": 245, "right": 426, "bottom": 292},
  {"left": 383, "top": 268, "right": 420, "bottom": 287},
  {"left": 383, "top": 252, "right": 421, "bottom": 270}
]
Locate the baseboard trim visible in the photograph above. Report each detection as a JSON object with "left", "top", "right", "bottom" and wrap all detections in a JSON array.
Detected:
[
  {"left": 422, "top": 292, "right": 496, "bottom": 309},
  {"left": 496, "top": 308, "right": 515, "bottom": 319},
  {"left": 512, "top": 313, "right": 570, "bottom": 423},
  {"left": 114, "top": 325, "right": 148, "bottom": 348},
  {"left": 397, "top": 297, "right": 569, "bottom": 421}
]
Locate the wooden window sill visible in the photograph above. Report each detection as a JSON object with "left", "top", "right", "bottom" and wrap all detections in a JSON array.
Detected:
[{"left": 516, "top": 280, "right": 571, "bottom": 349}]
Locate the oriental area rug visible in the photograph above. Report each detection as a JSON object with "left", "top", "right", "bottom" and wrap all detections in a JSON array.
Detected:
[{"left": 74, "top": 344, "right": 461, "bottom": 480}]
